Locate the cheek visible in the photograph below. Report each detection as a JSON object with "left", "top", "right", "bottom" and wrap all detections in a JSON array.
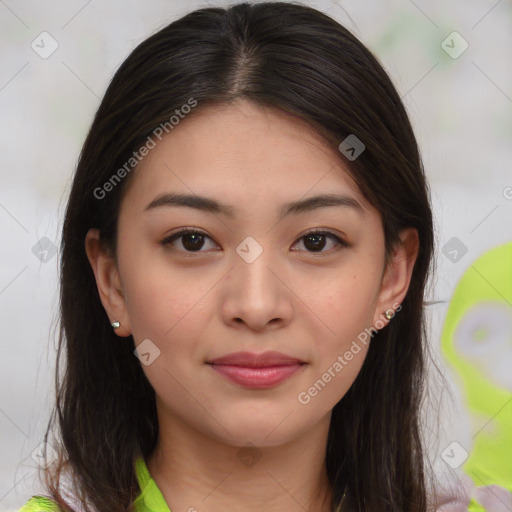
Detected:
[
  {"left": 298, "top": 260, "right": 381, "bottom": 397},
  {"left": 120, "top": 253, "right": 212, "bottom": 345},
  {"left": 122, "top": 263, "right": 211, "bottom": 392},
  {"left": 309, "top": 269, "right": 381, "bottom": 344}
]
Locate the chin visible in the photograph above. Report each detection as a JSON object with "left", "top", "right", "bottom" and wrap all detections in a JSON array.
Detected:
[{"left": 206, "top": 415, "right": 305, "bottom": 449}]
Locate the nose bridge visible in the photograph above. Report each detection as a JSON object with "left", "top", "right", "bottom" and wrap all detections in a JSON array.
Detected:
[
  {"left": 233, "top": 234, "right": 280, "bottom": 293},
  {"left": 221, "top": 234, "right": 293, "bottom": 328}
]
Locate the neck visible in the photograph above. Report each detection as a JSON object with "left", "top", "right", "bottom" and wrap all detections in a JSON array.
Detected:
[{"left": 146, "top": 410, "right": 335, "bottom": 512}]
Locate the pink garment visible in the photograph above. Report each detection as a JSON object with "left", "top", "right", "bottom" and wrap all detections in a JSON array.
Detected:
[{"left": 435, "top": 474, "right": 512, "bottom": 512}]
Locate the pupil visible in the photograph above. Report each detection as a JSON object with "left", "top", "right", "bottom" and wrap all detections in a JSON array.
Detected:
[
  {"left": 183, "top": 233, "right": 204, "bottom": 251},
  {"left": 305, "top": 234, "right": 325, "bottom": 252}
]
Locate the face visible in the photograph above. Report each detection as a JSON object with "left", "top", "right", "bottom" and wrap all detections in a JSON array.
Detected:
[{"left": 86, "top": 99, "right": 417, "bottom": 448}]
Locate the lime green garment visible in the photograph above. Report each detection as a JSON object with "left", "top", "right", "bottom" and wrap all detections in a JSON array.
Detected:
[
  {"left": 131, "top": 456, "right": 171, "bottom": 512},
  {"left": 16, "top": 456, "right": 491, "bottom": 511},
  {"left": 18, "top": 457, "right": 171, "bottom": 512}
]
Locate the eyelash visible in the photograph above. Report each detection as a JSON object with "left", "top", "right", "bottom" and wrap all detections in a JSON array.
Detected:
[{"left": 161, "top": 227, "right": 348, "bottom": 255}]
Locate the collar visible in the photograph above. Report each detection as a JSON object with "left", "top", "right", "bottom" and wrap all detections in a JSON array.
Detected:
[{"left": 133, "top": 456, "right": 172, "bottom": 512}]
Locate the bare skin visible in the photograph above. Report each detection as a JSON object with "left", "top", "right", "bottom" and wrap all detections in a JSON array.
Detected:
[{"left": 85, "top": 99, "right": 419, "bottom": 512}]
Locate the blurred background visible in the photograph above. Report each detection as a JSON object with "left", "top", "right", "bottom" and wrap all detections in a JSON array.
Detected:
[{"left": 1, "top": 1, "right": 511, "bottom": 510}]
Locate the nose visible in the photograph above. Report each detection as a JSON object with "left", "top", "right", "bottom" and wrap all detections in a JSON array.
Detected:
[{"left": 220, "top": 244, "right": 294, "bottom": 332}]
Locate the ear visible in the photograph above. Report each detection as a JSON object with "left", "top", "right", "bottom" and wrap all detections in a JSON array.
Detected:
[
  {"left": 84, "top": 228, "right": 132, "bottom": 337},
  {"left": 373, "top": 227, "right": 419, "bottom": 326}
]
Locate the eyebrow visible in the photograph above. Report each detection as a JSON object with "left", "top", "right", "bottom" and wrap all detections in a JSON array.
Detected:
[{"left": 144, "top": 192, "right": 365, "bottom": 219}]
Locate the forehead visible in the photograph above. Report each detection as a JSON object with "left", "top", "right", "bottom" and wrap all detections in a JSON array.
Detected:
[{"left": 122, "top": 100, "right": 367, "bottom": 212}]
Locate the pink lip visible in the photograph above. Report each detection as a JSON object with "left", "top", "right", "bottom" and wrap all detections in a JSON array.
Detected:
[
  {"left": 207, "top": 351, "right": 306, "bottom": 389},
  {"left": 207, "top": 350, "right": 305, "bottom": 367}
]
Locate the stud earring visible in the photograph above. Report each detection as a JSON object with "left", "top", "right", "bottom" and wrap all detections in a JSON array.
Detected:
[
  {"left": 111, "top": 321, "right": 121, "bottom": 329},
  {"left": 384, "top": 310, "right": 394, "bottom": 320}
]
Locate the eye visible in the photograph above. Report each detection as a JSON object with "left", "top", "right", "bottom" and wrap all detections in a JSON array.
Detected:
[
  {"left": 161, "top": 228, "right": 348, "bottom": 254},
  {"left": 161, "top": 228, "right": 218, "bottom": 253},
  {"left": 292, "top": 229, "right": 348, "bottom": 254}
]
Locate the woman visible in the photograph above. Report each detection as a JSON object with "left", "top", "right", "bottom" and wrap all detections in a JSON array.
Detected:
[{"left": 19, "top": 2, "right": 451, "bottom": 511}]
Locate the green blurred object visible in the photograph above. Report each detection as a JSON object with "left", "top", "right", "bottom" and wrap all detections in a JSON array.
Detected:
[
  {"left": 441, "top": 242, "right": 512, "bottom": 511},
  {"left": 18, "top": 495, "right": 60, "bottom": 512}
]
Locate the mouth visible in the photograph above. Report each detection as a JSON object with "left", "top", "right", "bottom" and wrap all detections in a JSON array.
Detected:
[
  {"left": 207, "top": 350, "right": 306, "bottom": 367},
  {"left": 206, "top": 351, "right": 307, "bottom": 389}
]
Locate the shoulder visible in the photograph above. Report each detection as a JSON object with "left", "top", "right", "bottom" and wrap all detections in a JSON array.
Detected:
[{"left": 19, "top": 495, "right": 63, "bottom": 512}]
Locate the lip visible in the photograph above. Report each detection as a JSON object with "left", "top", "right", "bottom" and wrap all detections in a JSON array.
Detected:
[
  {"left": 207, "top": 351, "right": 306, "bottom": 389},
  {"left": 207, "top": 350, "right": 305, "bottom": 367}
]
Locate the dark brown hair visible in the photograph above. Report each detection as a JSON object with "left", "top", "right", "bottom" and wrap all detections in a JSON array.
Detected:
[{"left": 39, "top": 2, "right": 438, "bottom": 511}]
